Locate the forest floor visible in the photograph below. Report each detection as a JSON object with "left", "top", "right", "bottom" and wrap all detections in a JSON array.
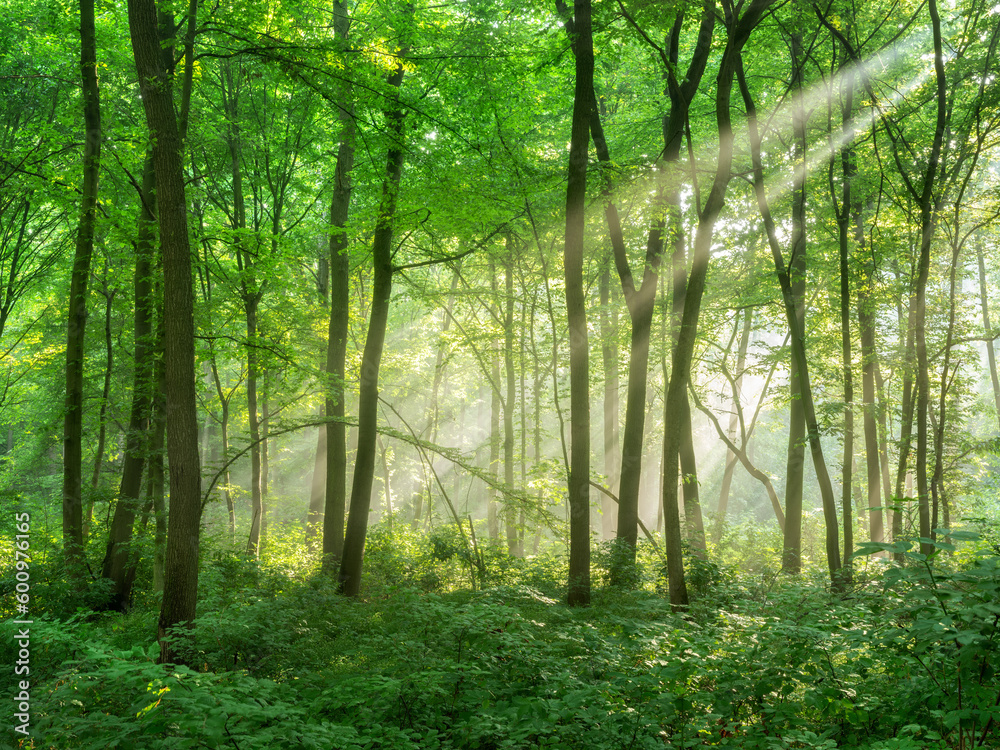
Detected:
[{"left": 2, "top": 526, "right": 999, "bottom": 749}]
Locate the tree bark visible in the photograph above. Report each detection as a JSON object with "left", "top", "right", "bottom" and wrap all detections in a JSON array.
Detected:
[
  {"left": 562, "top": 0, "right": 595, "bottom": 607},
  {"left": 856, "top": 192, "right": 884, "bottom": 548},
  {"left": 978, "top": 245, "right": 1000, "bottom": 429},
  {"left": 127, "top": 0, "right": 202, "bottom": 663},
  {"left": 837, "top": 60, "right": 856, "bottom": 566},
  {"left": 599, "top": 261, "right": 619, "bottom": 540},
  {"left": 338, "top": 33, "right": 409, "bottom": 596},
  {"left": 321, "top": 0, "right": 355, "bottom": 571},
  {"left": 913, "top": 0, "right": 949, "bottom": 556},
  {"left": 661, "top": 0, "right": 773, "bottom": 607},
  {"left": 101, "top": 153, "right": 155, "bottom": 611},
  {"left": 738, "top": 49, "right": 843, "bottom": 585},
  {"left": 63, "top": 0, "right": 102, "bottom": 573},
  {"left": 503, "top": 241, "right": 521, "bottom": 557},
  {"left": 715, "top": 306, "right": 752, "bottom": 544}
]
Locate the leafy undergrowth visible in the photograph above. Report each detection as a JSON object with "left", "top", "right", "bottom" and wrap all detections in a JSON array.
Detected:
[{"left": 3, "top": 531, "right": 999, "bottom": 749}]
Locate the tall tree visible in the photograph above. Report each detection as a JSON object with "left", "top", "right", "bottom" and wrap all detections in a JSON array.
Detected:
[
  {"left": 604, "top": 0, "right": 715, "bottom": 585},
  {"left": 338, "top": 14, "right": 411, "bottom": 596},
  {"left": 661, "top": 0, "right": 774, "bottom": 607},
  {"left": 127, "top": 0, "right": 202, "bottom": 663},
  {"left": 101, "top": 154, "right": 156, "bottom": 611},
  {"left": 738, "top": 46, "right": 843, "bottom": 586},
  {"left": 561, "top": 0, "right": 594, "bottom": 607},
  {"left": 63, "top": 0, "right": 102, "bottom": 572},
  {"left": 320, "top": 0, "right": 356, "bottom": 572}
]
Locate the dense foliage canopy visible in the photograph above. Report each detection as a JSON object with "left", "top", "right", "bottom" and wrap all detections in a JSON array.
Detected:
[{"left": 2, "top": 0, "right": 1000, "bottom": 745}]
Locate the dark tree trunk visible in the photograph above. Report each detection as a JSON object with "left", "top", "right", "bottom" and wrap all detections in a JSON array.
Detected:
[
  {"left": 338, "top": 37, "right": 409, "bottom": 596},
  {"left": 101, "top": 154, "right": 155, "bottom": 611},
  {"left": 837, "top": 61, "right": 856, "bottom": 566},
  {"left": 856, "top": 194, "right": 885, "bottom": 548},
  {"left": 738, "top": 47, "right": 843, "bottom": 586},
  {"left": 63, "top": 0, "right": 102, "bottom": 573},
  {"left": 127, "top": 0, "right": 202, "bottom": 664},
  {"left": 487, "top": 305, "right": 501, "bottom": 540},
  {"left": 913, "top": 0, "right": 948, "bottom": 556},
  {"left": 562, "top": 0, "right": 595, "bottom": 607},
  {"left": 661, "top": 0, "right": 774, "bottom": 607},
  {"left": 321, "top": 0, "right": 355, "bottom": 571},
  {"left": 893, "top": 291, "right": 916, "bottom": 559},
  {"left": 779, "top": 33, "right": 808, "bottom": 575},
  {"left": 89, "top": 277, "right": 115, "bottom": 503}
]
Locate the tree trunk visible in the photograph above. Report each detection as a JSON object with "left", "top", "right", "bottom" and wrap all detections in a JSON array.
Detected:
[
  {"left": 978, "top": 245, "right": 1000, "bottom": 429},
  {"left": 321, "top": 0, "right": 355, "bottom": 571},
  {"left": 562, "top": 0, "right": 594, "bottom": 607},
  {"left": 662, "top": 0, "right": 774, "bottom": 607},
  {"left": 89, "top": 278, "right": 115, "bottom": 503},
  {"left": 738, "top": 48, "right": 843, "bottom": 585},
  {"left": 715, "top": 307, "right": 752, "bottom": 544},
  {"left": 777, "top": 33, "right": 808, "bottom": 575},
  {"left": 338, "top": 36, "right": 409, "bottom": 596},
  {"left": 63, "top": 0, "right": 102, "bottom": 573},
  {"left": 931, "top": 238, "right": 963, "bottom": 538},
  {"left": 504, "top": 241, "right": 520, "bottom": 557},
  {"left": 892, "top": 290, "right": 916, "bottom": 559},
  {"left": 856, "top": 197, "right": 884, "bottom": 548},
  {"left": 101, "top": 153, "right": 155, "bottom": 611},
  {"left": 127, "top": 0, "right": 202, "bottom": 664},
  {"left": 146, "top": 372, "right": 167, "bottom": 593},
  {"left": 599, "top": 261, "right": 620, "bottom": 540},
  {"left": 837, "top": 61, "right": 855, "bottom": 566},
  {"left": 913, "top": 0, "right": 948, "bottom": 556},
  {"left": 487, "top": 323, "right": 501, "bottom": 540}
]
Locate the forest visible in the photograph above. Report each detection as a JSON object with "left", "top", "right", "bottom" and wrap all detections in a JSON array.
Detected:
[{"left": 2, "top": 0, "right": 1000, "bottom": 745}]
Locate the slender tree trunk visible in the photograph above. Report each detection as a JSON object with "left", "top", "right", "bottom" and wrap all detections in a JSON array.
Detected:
[
  {"left": 837, "top": 63, "right": 856, "bottom": 566},
  {"left": 913, "top": 0, "right": 948, "bottom": 556},
  {"left": 146, "top": 370, "right": 167, "bottom": 593},
  {"left": 563, "top": 0, "right": 594, "bottom": 607},
  {"left": 220, "top": 67, "right": 265, "bottom": 559},
  {"left": 856, "top": 198, "right": 884, "bottom": 547},
  {"left": 599, "top": 262, "right": 620, "bottom": 540},
  {"left": 338, "top": 34, "right": 409, "bottom": 596},
  {"left": 504, "top": 242, "right": 520, "bottom": 556},
  {"left": 777, "top": 33, "right": 808, "bottom": 575},
  {"left": 487, "top": 330, "right": 501, "bottom": 540},
  {"left": 260, "top": 385, "right": 270, "bottom": 549},
  {"left": 977, "top": 245, "right": 1000, "bottom": 429},
  {"left": 308, "top": 244, "right": 330, "bottom": 542},
  {"left": 89, "top": 279, "right": 115, "bottom": 503},
  {"left": 893, "top": 291, "right": 917, "bottom": 558},
  {"left": 715, "top": 307, "right": 752, "bottom": 544},
  {"left": 128, "top": 0, "right": 202, "bottom": 663},
  {"left": 64, "top": 0, "right": 102, "bottom": 572},
  {"left": 662, "top": 0, "right": 774, "bottom": 607},
  {"left": 321, "top": 0, "right": 355, "bottom": 572},
  {"left": 101, "top": 154, "right": 155, "bottom": 611},
  {"left": 738, "top": 50, "right": 843, "bottom": 585},
  {"left": 931, "top": 238, "right": 963, "bottom": 537},
  {"left": 593, "top": 1, "right": 714, "bottom": 585}
]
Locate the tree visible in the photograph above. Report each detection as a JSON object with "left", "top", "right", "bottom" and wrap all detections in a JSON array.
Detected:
[
  {"left": 127, "top": 0, "right": 202, "bottom": 663},
  {"left": 338, "top": 12, "right": 412, "bottom": 596},
  {"left": 561, "top": 0, "right": 595, "bottom": 607},
  {"left": 320, "top": 0, "right": 356, "bottom": 571},
  {"left": 661, "top": 0, "right": 775, "bottom": 607},
  {"left": 63, "top": 0, "right": 102, "bottom": 573}
]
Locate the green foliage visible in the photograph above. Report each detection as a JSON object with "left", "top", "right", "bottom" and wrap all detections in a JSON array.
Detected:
[{"left": 11, "top": 522, "right": 999, "bottom": 749}]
